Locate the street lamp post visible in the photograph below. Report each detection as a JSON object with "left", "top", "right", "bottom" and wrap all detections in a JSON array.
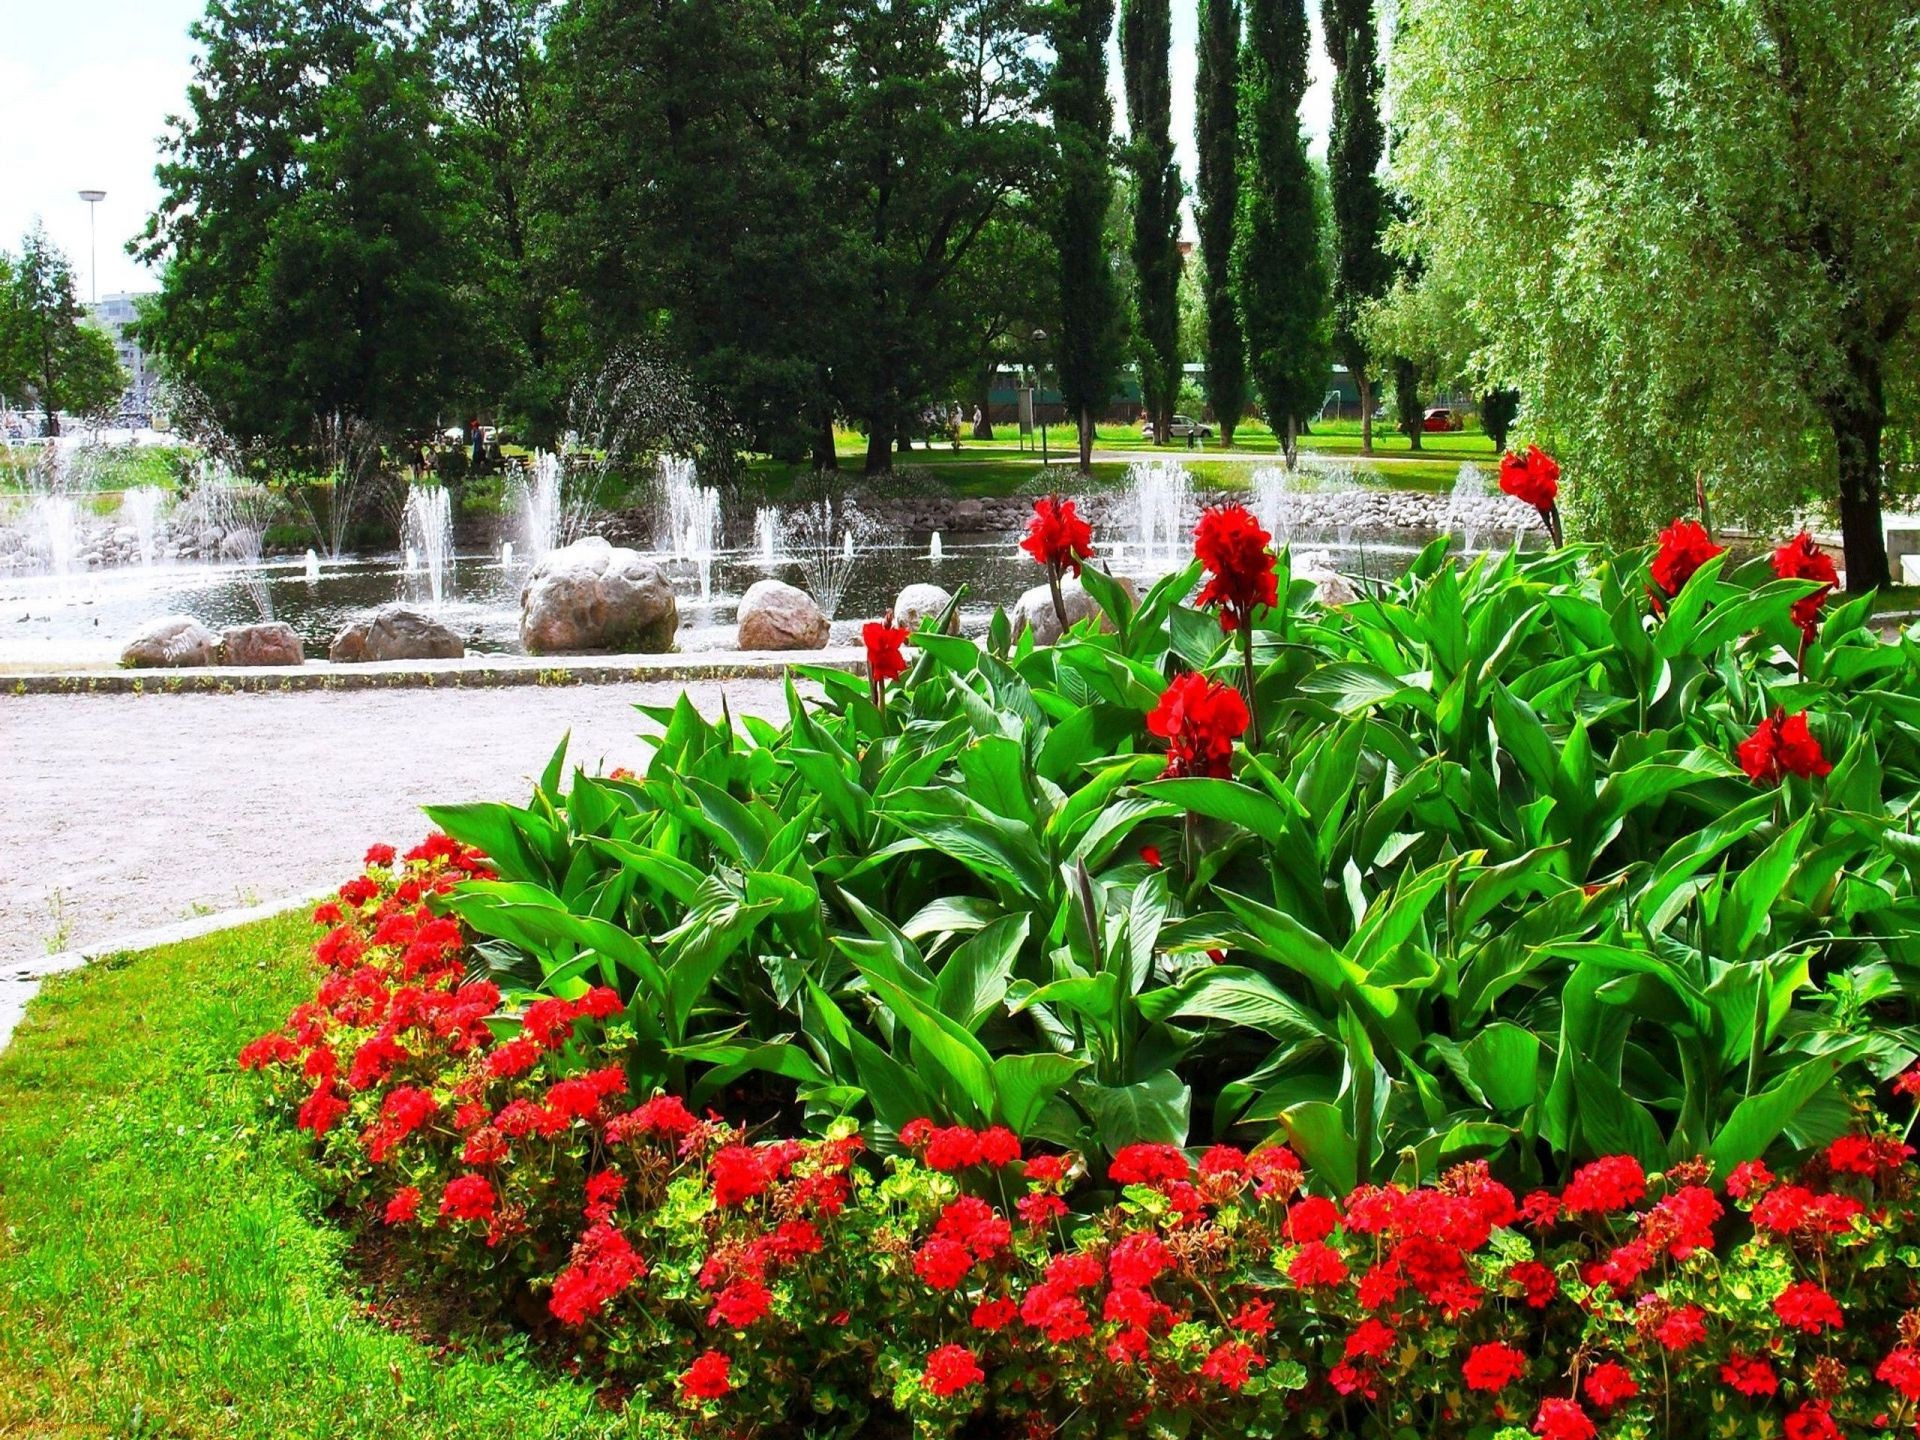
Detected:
[
  {"left": 1031, "top": 329, "right": 1049, "bottom": 470},
  {"left": 78, "top": 190, "right": 106, "bottom": 305}
]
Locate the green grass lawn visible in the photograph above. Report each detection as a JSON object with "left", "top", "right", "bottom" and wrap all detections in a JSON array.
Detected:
[{"left": 0, "top": 915, "right": 665, "bottom": 1440}]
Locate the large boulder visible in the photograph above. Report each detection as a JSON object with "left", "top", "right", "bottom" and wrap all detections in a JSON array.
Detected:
[
  {"left": 736, "top": 578, "right": 830, "bottom": 650},
  {"left": 220, "top": 621, "right": 304, "bottom": 666},
  {"left": 1011, "top": 573, "right": 1134, "bottom": 646},
  {"left": 892, "top": 582, "right": 958, "bottom": 635},
  {"left": 121, "top": 615, "right": 220, "bottom": 669},
  {"left": 329, "top": 604, "right": 465, "bottom": 663},
  {"left": 520, "top": 536, "right": 678, "bottom": 655}
]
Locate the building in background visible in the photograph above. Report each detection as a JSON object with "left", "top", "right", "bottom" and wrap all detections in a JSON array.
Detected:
[{"left": 86, "top": 291, "right": 159, "bottom": 425}]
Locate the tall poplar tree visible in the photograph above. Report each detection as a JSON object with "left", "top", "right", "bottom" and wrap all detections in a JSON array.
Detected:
[
  {"left": 1323, "top": 0, "right": 1389, "bottom": 452},
  {"left": 1236, "top": 0, "right": 1327, "bottom": 466},
  {"left": 1195, "top": 0, "right": 1246, "bottom": 447},
  {"left": 1046, "top": 0, "right": 1126, "bottom": 473},
  {"left": 1119, "top": 0, "right": 1181, "bottom": 445}
]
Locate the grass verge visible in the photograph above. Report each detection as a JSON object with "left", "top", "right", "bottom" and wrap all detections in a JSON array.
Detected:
[{"left": 0, "top": 914, "right": 662, "bottom": 1440}]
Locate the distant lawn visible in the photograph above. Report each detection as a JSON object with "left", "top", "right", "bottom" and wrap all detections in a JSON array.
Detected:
[{"left": 0, "top": 915, "right": 662, "bottom": 1440}]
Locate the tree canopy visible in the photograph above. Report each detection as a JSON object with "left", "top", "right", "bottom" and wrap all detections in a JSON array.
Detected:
[
  {"left": 0, "top": 226, "right": 126, "bottom": 435},
  {"left": 1391, "top": 0, "right": 1920, "bottom": 586}
]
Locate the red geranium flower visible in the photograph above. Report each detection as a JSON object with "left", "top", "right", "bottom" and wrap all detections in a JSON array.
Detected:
[
  {"left": 1532, "top": 1397, "right": 1596, "bottom": 1440},
  {"left": 382, "top": 1186, "right": 422, "bottom": 1225},
  {"left": 1020, "top": 495, "right": 1096, "bottom": 576},
  {"left": 1561, "top": 1154, "right": 1646, "bottom": 1214},
  {"left": 924, "top": 1343, "right": 986, "bottom": 1398},
  {"left": 1737, "top": 710, "right": 1831, "bottom": 784},
  {"left": 1193, "top": 504, "right": 1278, "bottom": 633},
  {"left": 1200, "top": 1339, "right": 1265, "bottom": 1392},
  {"left": 1583, "top": 1361, "right": 1639, "bottom": 1409},
  {"left": 1878, "top": 1347, "right": 1920, "bottom": 1400},
  {"left": 1650, "top": 518, "right": 1723, "bottom": 599},
  {"left": 1773, "top": 1280, "right": 1844, "bottom": 1334},
  {"left": 1463, "top": 1341, "right": 1528, "bottom": 1392},
  {"left": 1721, "top": 1352, "right": 1779, "bottom": 1397},
  {"left": 1653, "top": 1304, "right": 1707, "bottom": 1351},
  {"left": 863, "top": 621, "right": 910, "bottom": 687},
  {"left": 1786, "top": 1400, "right": 1843, "bottom": 1440},
  {"left": 680, "top": 1350, "right": 731, "bottom": 1401},
  {"left": 1147, "top": 673, "right": 1249, "bottom": 779},
  {"left": 439, "top": 1173, "right": 496, "bottom": 1223},
  {"left": 1772, "top": 532, "right": 1839, "bottom": 644}
]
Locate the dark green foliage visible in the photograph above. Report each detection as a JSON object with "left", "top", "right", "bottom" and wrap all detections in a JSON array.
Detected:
[
  {"left": 1044, "top": 0, "right": 1128, "bottom": 472},
  {"left": 1394, "top": 355, "right": 1424, "bottom": 449},
  {"left": 1321, "top": 0, "right": 1389, "bottom": 448},
  {"left": 1195, "top": 0, "right": 1247, "bottom": 446},
  {"left": 0, "top": 226, "right": 127, "bottom": 434},
  {"left": 1236, "top": 0, "right": 1328, "bottom": 462},
  {"left": 1119, "top": 0, "right": 1182, "bottom": 445},
  {"left": 139, "top": 1, "right": 487, "bottom": 459},
  {"left": 1482, "top": 387, "right": 1521, "bottom": 451}
]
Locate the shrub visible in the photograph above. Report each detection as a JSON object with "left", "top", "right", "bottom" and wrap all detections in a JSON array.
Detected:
[{"left": 244, "top": 842, "right": 1920, "bottom": 1438}]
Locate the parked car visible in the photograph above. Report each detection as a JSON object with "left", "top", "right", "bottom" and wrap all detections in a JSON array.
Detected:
[
  {"left": 1142, "top": 414, "right": 1213, "bottom": 442},
  {"left": 1422, "top": 407, "right": 1465, "bottom": 433}
]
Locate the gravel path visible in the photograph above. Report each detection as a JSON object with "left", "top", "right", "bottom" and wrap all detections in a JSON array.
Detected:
[{"left": 0, "top": 681, "right": 787, "bottom": 1041}]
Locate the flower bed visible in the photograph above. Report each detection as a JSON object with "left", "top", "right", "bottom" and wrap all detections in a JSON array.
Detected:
[
  {"left": 245, "top": 841, "right": 1920, "bottom": 1437},
  {"left": 240, "top": 483, "right": 1920, "bottom": 1434}
]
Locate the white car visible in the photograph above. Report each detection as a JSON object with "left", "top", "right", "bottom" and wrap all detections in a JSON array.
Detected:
[{"left": 1142, "top": 415, "right": 1213, "bottom": 442}]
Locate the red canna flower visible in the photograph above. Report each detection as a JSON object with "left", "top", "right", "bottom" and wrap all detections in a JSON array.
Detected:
[
  {"left": 1737, "top": 709, "right": 1831, "bottom": 784},
  {"left": 923, "top": 1343, "right": 986, "bottom": 1398},
  {"left": 863, "top": 620, "right": 910, "bottom": 687},
  {"left": 680, "top": 1350, "right": 731, "bottom": 1401},
  {"left": 1147, "top": 673, "right": 1249, "bottom": 779},
  {"left": 1500, "top": 444, "right": 1561, "bottom": 511},
  {"left": 1650, "top": 518, "right": 1723, "bottom": 600},
  {"left": 1772, "top": 532, "right": 1839, "bottom": 644},
  {"left": 1020, "top": 495, "right": 1096, "bottom": 576},
  {"left": 1193, "top": 504, "right": 1278, "bottom": 633}
]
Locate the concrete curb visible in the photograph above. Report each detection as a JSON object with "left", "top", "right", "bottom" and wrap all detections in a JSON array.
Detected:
[
  {"left": 2, "top": 649, "right": 865, "bottom": 697},
  {"left": 0, "top": 888, "right": 333, "bottom": 1052}
]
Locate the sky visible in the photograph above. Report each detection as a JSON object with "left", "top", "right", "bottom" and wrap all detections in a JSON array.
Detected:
[{"left": 0, "top": 1, "right": 1335, "bottom": 303}]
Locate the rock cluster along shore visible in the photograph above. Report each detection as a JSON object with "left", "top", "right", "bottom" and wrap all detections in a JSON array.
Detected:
[{"left": 0, "top": 513, "right": 276, "bottom": 574}]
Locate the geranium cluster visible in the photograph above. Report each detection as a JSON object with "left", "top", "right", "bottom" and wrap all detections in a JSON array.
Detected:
[{"left": 242, "top": 873, "right": 1920, "bottom": 1437}]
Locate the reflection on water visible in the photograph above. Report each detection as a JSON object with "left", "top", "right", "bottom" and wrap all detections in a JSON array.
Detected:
[{"left": 0, "top": 529, "right": 1463, "bottom": 667}]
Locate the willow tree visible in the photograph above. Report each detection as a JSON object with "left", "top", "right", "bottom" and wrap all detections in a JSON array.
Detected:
[
  {"left": 1322, "top": 0, "right": 1389, "bottom": 453},
  {"left": 1236, "top": 0, "right": 1327, "bottom": 466},
  {"left": 1047, "top": 0, "right": 1127, "bottom": 472},
  {"left": 1195, "top": 0, "right": 1246, "bottom": 446},
  {"left": 1392, "top": 0, "right": 1920, "bottom": 588},
  {"left": 1120, "top": 0, "right": 1182, "bottom": 444}
]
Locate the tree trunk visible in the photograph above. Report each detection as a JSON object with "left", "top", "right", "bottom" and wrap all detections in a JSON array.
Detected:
[
  {"left": 1219, "top": 404, "right": 1236, "bottom": 449},
  {"left": 1283, "top": 414, "right": 1298, "bottom": 471},
  {"left": 1829, "top": 350, "right": 1889, "bottom": 592},
  {"left": 811, "top": 419, "right": 838, "bottom": 471},
  {"left": 973, "top": 369, "right": 994, "bottom": 439},
  {"left": 864, "top": 430, "right": 892, "bottom": 475},
  {"left": 1358, "top": 372, "right": 1372, "bottom": 456},
  {"left": 1077, "top": 405, "right": 1095, "bottom": 473}
]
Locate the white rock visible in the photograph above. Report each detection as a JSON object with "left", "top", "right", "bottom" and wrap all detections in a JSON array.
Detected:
[
  {"left": 520, "top": 536, "right": 678, "bottom": 654},
  {"left": 736, "top": 578, "right": 830, "bottom": 650},
  {"left": 329, "top": 605, "right": 465, "bottom": 663},
  {"left": 892, "top": 583, "right": 957, "bottom": 634},
  {"left": 120, "top": 615, "right": 220, "bottom": 668}
]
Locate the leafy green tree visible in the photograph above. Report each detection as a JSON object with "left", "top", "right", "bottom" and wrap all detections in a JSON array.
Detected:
[
  {"left": 832, "top": 0, "right": 1049, "bottom": 472},
  {"left": 1236, "top": 0, "right": 1327, "bottom": 465},
  {"left": 0, "top": 226, "right": 126, "bottom": 435},
  {"left": 1321, "top": 0, "right": 1388, "bottom": 452},
  {"left": 1045, "top": 0, "right": 1127, "bottom": 472},
  {"left": 1195, "top": 0, "right": 1246, "bottom": 447},
  {"left": 1392, "top": 0, "right": 1920, "bottom": 587},
  {"left": 140, "top": 1, "right": 485, "bottom": 458},
  {"left": 424, "top": 0, "right": 557, "bottom": 436},
  {"left": 1480, "top": 388, "right": 1520, "bottom": 452},
  {"left": 1119, "top": 0, "right": 1182, "bottom": 445},
  {"left": 540, "top": 0, "right": 852, "bottom": 466}
]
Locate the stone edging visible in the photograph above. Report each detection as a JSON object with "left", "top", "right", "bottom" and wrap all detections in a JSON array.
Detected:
[
  {"left": 0, "top": 888, "right": 336, "bottom": 1052},
  {"left": 3, "top": 650, "right": 865, "bottom": 697}
]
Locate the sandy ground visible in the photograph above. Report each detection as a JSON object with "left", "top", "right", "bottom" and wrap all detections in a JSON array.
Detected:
[{"left": 0, "top": 680, "right": 787, "bottom": 1042}]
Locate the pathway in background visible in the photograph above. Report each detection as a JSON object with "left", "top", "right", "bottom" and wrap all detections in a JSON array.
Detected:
[{"left": 0, "top": 680, "right": 787, "bottom": 1041}]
